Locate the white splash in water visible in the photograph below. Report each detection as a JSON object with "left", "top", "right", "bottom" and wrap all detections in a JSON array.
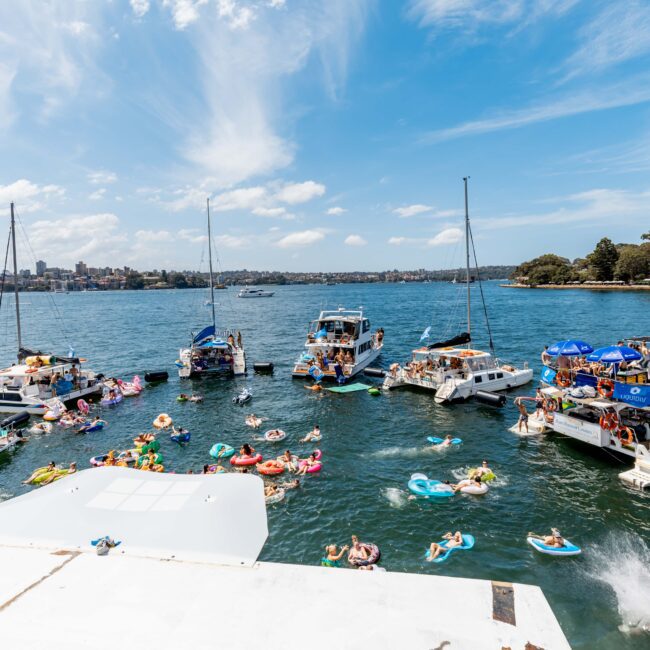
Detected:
[
  {"left": 371, "top": 446, "right": 438, "bottom": 459},
  {"left": 588, "top": 532, "right": 650, "bottom": 635},
  {"left": 381, "top": 487, "right": 409, "bottom": 508}
]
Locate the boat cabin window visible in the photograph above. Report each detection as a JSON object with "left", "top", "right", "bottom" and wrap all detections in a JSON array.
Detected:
[
  {"left": 488, "top": 373, "right": 495, "bottom": 380},
  {"left": 362, "top": 319, "right": 370, "bottom": 333},
  {"left": 474, "top": 375, "right": 483, "bottom": 383},
  {"left": 496, "top": 372, "right": 503, "bottom": 379},
  {"left": 465, "top": 357, "right": 497, "bottom": 372}
]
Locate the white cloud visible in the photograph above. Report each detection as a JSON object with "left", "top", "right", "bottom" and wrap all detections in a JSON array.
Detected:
[
  {"left": 162, "top": 0, "right": 208, "bottom": 30},
  {"left": 178, "top": 228, "right": 208, "bottom": 244},
  {"left": 0, "top": 179, "right": 65, "bottom": 215},
  {"left": 253, "top": 206, "right": 287, "bottom": 217},
  {"left": 327, "top": 206, "right": 347, "bottom": 215},
  {"left": 393, "top": 204, "right": 432, "bottom": 218},
  {"left": 344, "top": 234, "right": 367, "bottom": 246},
  {"left": 428, "top": 227, "right": 463, "bottom": 245},
  {"left": 28, "top": 213, "right": 127, "bottom": 264},
  {"left": 130, "top": 0, "right": 151, "bottom": 19},
  {"left": 178, "top": 1, "right": 370, "bottom": 185},
  {"left": 563, "top": 3, "right": 650, "bottom": 81},
  {"left": 214, "top": 234, "right": 251, "bottom": 248},
  {"left": 421, "top": 76, "right": 650, "bottom": 143},
  {"left": 135, "top": 229, "right": 173, "bottom": 242},
  {"left": 276, "top": 229, "right": 325, "bottom": 248},
  {"left": 88, "top": 188, "right": 106, "bottom": 201},
  {"left": 275, "top": 181, "right": 326, "bottom": 204},
  {"left": 407, "top": 0, "right": 576, "bottom": 34},
  {"left": 160, "top": 186, "right": 207, "bottom": 212},
  {"left": 388, "top": 227, "right": 463, "bottom": 247},
  {"left": 212, "top": 186, "right": 266, "bottom": 211},
  {"left": 87, "top": 170, "right": 117, "bottom": 185}
]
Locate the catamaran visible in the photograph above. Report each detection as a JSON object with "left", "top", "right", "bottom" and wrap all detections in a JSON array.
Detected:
[
  {"left": 382, "top": 178, "right": 532, "bottom": 403},
  {"left": 0, "top": 203, "right": 104, "bottom": 414},
  {"left": 292, "top": 307, "right": 383, "bottom": 382},
  {"left": 178, "top": 199, "right": 245, "bottom": 378}
]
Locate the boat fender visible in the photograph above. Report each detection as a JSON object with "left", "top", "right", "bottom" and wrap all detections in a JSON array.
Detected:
[
  {"left": 144, "top": 371, "right": 169, "bottom": 383},
  {"left": 364, "top": 367, "right": 386, "bottom": 378},
  {"left": 0, "top": 411, "right": 30, "bottom": 429},
  {"left": 474, "top": 390, "right": 506, "bottom": 407},
  {"left": 253, "top": 362, "right": 274, "bottom": 373}
]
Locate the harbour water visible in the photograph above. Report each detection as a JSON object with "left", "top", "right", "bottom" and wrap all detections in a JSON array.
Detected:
[{"left": 1, "top": 282, "right": 649, "bottom": 648}]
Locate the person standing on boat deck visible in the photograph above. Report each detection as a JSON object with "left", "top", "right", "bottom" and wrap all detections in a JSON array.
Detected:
[
  {"left": 516, "top": 398, "right": 529, "bottom": 433},
  {"left": 237, "top": 331, "right": 242, "bottom": 348},
  {"left": 535, "top": 389, "right": 544, "bottom": 418},
  {"left": 227, "top": 334, "right": 235, "bottom": 347}
]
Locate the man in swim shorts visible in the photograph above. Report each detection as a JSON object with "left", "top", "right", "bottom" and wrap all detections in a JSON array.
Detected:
[{"left": 516, "top": 398, "right": 529, "bottom": 433}]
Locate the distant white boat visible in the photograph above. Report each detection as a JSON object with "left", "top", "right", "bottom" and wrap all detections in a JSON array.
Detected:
[{"left": 238, "top": 287, "right": 274, "bottom": 298}]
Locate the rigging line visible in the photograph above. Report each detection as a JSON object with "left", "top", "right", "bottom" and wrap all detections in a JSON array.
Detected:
[
  {"left": 0, "top": 228, "right": 11, "bottom": 312},
  {"left": 15, "top": 210, "right": 72, "bottom": 347},
  {"left": 468, "top": 222, "right": 495, "bottom": 355}
]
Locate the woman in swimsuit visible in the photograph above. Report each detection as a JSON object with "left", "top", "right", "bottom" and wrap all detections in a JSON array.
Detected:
[
  {"left": 278, "top": 450, "right": 298, "bottom": 473},
  {"left": 427, "top": 531, "right": 463, "bottom": 561},
  {"left": 322, "top": 544, "right": 349, "bottom": 567},
  {"left": 240, "top": 443, "right": 255, "bottom": 458},
  {"left": 347, "top": 535, "right": 369, "bottom": 563}
]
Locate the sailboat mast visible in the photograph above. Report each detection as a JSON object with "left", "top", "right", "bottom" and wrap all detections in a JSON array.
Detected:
[
  {"left": 463, "top": 177, "right": 470, "bottom": 341},
  {"left": 10, "top": 203, "right": 22, "bottom": 356},
  {"left": 206, "top": 198, "right": 216, "bottom": 330}
]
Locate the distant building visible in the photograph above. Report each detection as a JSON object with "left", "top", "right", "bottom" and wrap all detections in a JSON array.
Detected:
[
  {"left": 19, "top": 269, "right": 31, "bottom": 278},
  {"left": 36, "top": 260, "right": 46, "bottom": 276},
  {"left": 75, "top": 261, "right": 87, "bottom": 276}
]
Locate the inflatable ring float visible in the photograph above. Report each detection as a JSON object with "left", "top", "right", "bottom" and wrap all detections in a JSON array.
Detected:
[
  {"left": 210, "top": 443, "right": 235, "bottom": 459},
  {"left": 527, "top": 537, "right": 581, "bottom": 556},
  {"left": 617, "top": 426, "right": 635, "bottom": 446},
  {"left": 77, "top": 399, "right": 90, "bottom": 415},
  {"left": 133, "top": 433, "right": 156, "bottom": 447},
  {"left": 265, "top": 488, "right": 286, "bottom": 504},
  {"left": 258, "top": 460, "right": 285, "bottom": 476},
  {"left": 206, "top": 464, "right": 226, "bottom": 474},
  {"left": 458, "top": 479, "right": 489, "bottom": 495},
  {"left": 264, "top": 429, "right": 286, "bottom": 442},
  {"left": 153, "top": 413, "right": 172, "bottom": 429},
  {"left": 349, "top": 542, "right": 381, "bottom": 567},
  {"left": 597, "top": 378, "right": 614, "bottom": 399},
  {"left": 230, "top": 453, "right": 263, "bottom": 467}
]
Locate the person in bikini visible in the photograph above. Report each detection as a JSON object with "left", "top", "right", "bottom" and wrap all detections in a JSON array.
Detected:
[{"left": 427, "top": 531, "right": 463, "bottom": 561}]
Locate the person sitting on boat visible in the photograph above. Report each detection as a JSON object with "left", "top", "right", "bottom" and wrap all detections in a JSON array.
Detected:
[
  {"left": 427, "top": 531, "right": 463, "bottom": 561},
  {"left": 335, "top": 350, "right": 345, "bottom": 367},
  {"left": 237, "top": 331, "right": 242, "bottom": 348},
  {"left": 296, "top": 452, "right": 319, "bottom": 476},
  {"left": 529, "top": 528, "right": 565, "bottom": 548},
  {"left": 227, "top": 334, "right": 235, "bottom": 347},
  {"left": 322, "top": 544, "right": 349, "bottom": 568},
  {"left": 515, "top": 398, "right": 529, "bottom": 434},
  {"left": 301, "top": 425, "right": 321, "bottom": 442},
  {"left": 344, "top": 350, "right": 353, "bottom": 364},
  {"left": 278, "top": 450, "right": 298, "bottom": 473},
  {"left": 240, "top": 443, "right": 255, "bottom": 458},
  {"left": 376, "top": 328, "right": 384, "bottom": 345},
  {"left": 389, "top": 362, "right": 400, "bottom": 378},
  {"left": 541, "top": 346, "right": 552, "bottom": 366}
]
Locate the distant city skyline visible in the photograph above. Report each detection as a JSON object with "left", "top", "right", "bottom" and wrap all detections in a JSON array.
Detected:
[{"left": 0, "top": 2, "right": 648, "bottom": 272}]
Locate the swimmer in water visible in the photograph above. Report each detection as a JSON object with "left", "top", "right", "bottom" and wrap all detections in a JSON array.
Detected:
[
  {"left": 300, "top": 424, "right": 321, "bottom": 442},
  {"left": 427, "top": 531, "right": 463, "bottom": 561}
]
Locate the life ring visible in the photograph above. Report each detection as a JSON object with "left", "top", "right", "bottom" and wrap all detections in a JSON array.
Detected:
[
  {"left": 349, "top": 543, "right": 380, "bottom": 567},
  {"left": 230, "top": 453, "right": 263, "bottom": 467},
  {"left": 77, "top": 399, "right": 90, "bottom": 415},
  {"left": 258, "top": 460, "right": 285, "bottom": 476},
  {"left": 458, "top": 480, "right": 489, "bottom": 495},
  {"left": 617, "top": 426, "right": 634, "bottom": 446},
  {"left": 209, "top": 443, "right": 235, "bottom": 459},
  {"left": 153, "top": 413, "right": 172, "bottom": 429},
  {"left": 340, "top": 334, "right": 350, "bottom": 344},
  {"left": 599, "top": 412, "right": 618, "bottom": 431},
  {"left": 545, "top": 398, "right": 558, "bottom": 412},
  {"left": 597, "top": 378, "right": 614, "bottom": 398},
  {"left": 556, "top": 370, "right": 571, "bottom": 388},
  {"left": 206, "top": 464, "right": 225, "bottom": 474}
]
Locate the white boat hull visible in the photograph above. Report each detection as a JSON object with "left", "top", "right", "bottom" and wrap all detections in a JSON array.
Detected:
[
  {"left": 0, "top": 384, "right": 102, "bottom": 416},
  {"left": 293, "top": 346, "right": 381, "bottom": 381}
]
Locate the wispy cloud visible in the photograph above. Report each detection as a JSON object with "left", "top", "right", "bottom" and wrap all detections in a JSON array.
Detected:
[
  {"left": 274, "top": 181, "right": 326, "bottom": 204},
  {"left": 276, "top": 229, "right": 326, "bottom": 248},
  {"left": 479, "top": 188, "right": 650, "bottom": 230},
  {"left": 388, "top": 227, "right": 463, "bottom": 246},
  {"left": 87, "top": 170, "right": 117, "bottom": 185},
  {"left": 394, "top": 204, "right": 432, "bottom": 217},
  {"left": 326, "top": 206, "right": 347, "bottom": 215},
  {"left": 0, "top": 179, "right": 65, "bottom": 215},
  {"left": 563, "top": 2, "right": 650, "bottom": 81},
  {"left": 421, "top": 76, "right": 650, "bottom": 143}
]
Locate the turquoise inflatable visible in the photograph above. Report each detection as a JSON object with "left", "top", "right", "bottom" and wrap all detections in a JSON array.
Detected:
[
  {"left": 427, "top": 436, "right": 462, "bottom": 445},
  {"left": 426, "top": 534, "right": 475, "bottom": 563},
  {"left": 210, "top": 443, "right": 234, "bottom": 459},
  {"left": 527, "top": 537, "right": 581, "bottom": 556},
  {"left": 407, "top": 473, "right": 455, "bottom": 498}
]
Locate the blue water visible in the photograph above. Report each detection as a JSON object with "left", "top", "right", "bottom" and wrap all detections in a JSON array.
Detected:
[{"left": 1, "top": 282, "right": 649, "bottom": 648}]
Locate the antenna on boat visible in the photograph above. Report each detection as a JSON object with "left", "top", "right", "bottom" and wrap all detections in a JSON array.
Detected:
[
  {"left": 206, "top": 198, "right": 216, "bottom": 331},
  {"left": 10, "top": 203, "right": 22, "bottom": 357},
  {"left": 463, "top": 177, "right": 471, "bottom": 344}
]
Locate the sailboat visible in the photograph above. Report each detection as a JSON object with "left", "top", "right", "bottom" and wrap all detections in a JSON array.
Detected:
[
  {"left": 382, "top": 178, "right": 532, "bottom": 403},
  {"left": 177, "top": 199, "right": 246, "bottom": 379},
  {"left": 0, "top": 203, "right": 104, "bottom": 414}
]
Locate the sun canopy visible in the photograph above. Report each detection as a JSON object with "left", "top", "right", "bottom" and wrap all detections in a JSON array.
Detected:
[
  {"left": 427, "top": 332, "right": 471, "bottom": 350},
  {"left": 547, "top": 340, "right": 593, "bottom": 356},
  {"left": 193, "top": 325, "right": 215, "bottom": 344},
  {"left": 586, "top": 345, "right": 642, "bottom": 364}
]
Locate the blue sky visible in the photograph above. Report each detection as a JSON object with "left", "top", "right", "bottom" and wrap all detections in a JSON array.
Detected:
[{"left": 0, "top": 0, "right": 648, "bottom": 272}]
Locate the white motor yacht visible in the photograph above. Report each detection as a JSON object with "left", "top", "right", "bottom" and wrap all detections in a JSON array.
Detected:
[
  {"left": 382, "top": 178, "right": 533, "bottom": 403},
  {"left": 178, "top": 198, "right": 246, "bottom": 379},
  {"left": 292, "top": 307, "right": 383, "bottom": 382},
  {"left": 238, "top": 287, "right": 274, "bottom": 298}
]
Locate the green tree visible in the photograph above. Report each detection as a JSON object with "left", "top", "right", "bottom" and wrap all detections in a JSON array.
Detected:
[
  {"left": 615, "top": 245, "right": 650, "bottom": 282},
  {"left": 587, "top": 237, "right": 619, "bottom": 281},
  {"left": 642, "top": 232, "right": 650, "bottom": 242},
  {"left": 513, "top": 254, "right": 575, "bottom": 285},
  {"left": 125, "top": 272, "right": 144, "bottom": 290}
]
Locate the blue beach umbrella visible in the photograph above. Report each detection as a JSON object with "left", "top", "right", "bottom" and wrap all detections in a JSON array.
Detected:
[
  {"left": 586, "top": 345, "right": 642, "bottom": 364},
  {"left": 547, "top": 340, "right": 593, "bottom": 356}
]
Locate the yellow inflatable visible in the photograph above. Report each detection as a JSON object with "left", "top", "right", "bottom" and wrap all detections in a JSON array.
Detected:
[{"left": 153, "top": 413, "right": 172, "bottom": 429}]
